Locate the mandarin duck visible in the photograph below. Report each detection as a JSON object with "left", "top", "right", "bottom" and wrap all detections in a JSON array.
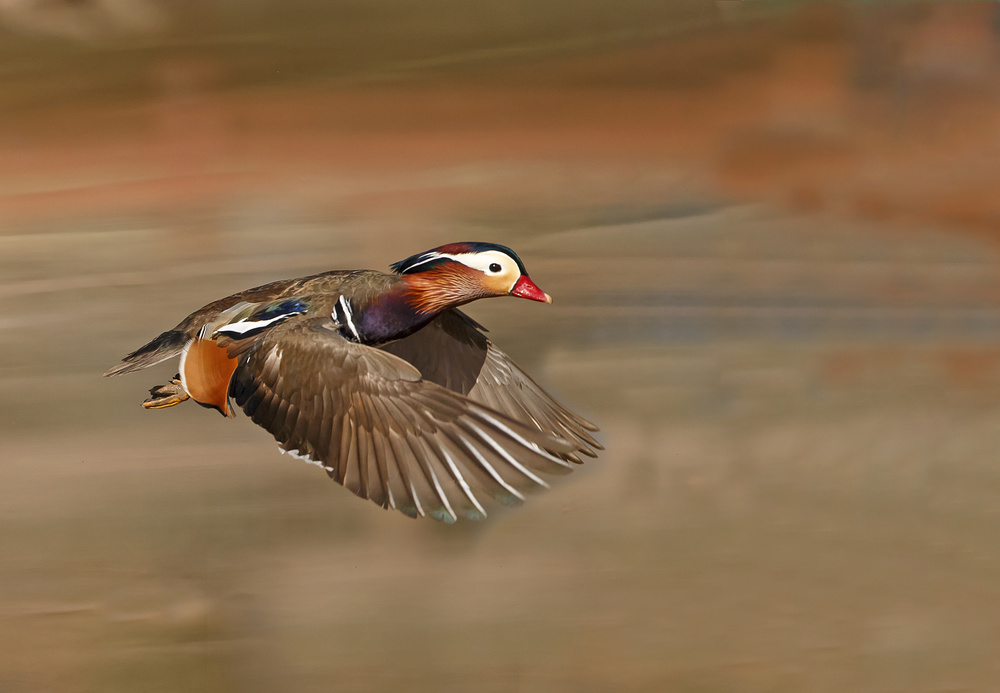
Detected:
[{"left": 104, "top": 242, "right": 600, "bottom": 522}]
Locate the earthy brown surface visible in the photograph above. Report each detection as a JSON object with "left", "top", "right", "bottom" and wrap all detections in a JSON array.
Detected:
[{"left": 4, "top": 3, "right": 1000, "bottom": 691}]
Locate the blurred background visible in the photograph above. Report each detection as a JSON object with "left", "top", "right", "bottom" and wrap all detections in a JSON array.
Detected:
[{"left": 4, "top": 1, "right": 1000, "bottom": 690}]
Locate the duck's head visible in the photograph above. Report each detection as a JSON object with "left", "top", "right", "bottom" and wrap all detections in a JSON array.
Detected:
[{"left": 391, "top": 242, "right": 551, "bottom": 314}]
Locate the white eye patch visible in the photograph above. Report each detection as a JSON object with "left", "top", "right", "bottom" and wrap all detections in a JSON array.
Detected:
[
  {"left": 449, "top": 250, "right": 515, "bottom": 274},
  {"left": 406, "top": 250, "right": 513, "bottom": 274},
  {"left": 401, "top": 249, "right": 517, "bottom": 278}
]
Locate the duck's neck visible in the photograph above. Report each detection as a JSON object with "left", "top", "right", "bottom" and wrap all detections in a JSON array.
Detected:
[{"left": 338, "top": 280, "right": 443, "bottom": 345}]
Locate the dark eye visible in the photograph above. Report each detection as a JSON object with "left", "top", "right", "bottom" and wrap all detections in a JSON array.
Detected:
[{"left": 489, "top": 263, "right": 502, "bottom": 273}]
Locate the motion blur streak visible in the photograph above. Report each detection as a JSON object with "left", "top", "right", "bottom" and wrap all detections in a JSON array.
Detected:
[{"left": 3, "top": 2, "right": 1000, "bottom": 691}]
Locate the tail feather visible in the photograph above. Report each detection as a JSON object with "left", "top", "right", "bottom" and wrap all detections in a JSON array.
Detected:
[{"left": 103, "top": 329, "right": 187, "bottom": 377}]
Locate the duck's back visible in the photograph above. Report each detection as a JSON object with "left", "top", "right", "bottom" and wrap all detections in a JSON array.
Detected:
[{"left": 105, "top": 269, "right": 394, "bottom": 376}]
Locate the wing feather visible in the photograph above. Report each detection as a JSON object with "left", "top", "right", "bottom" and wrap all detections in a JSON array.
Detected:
[
  {"left": 229, "top": 316, "right": 579, "bottom": 521},
  {"left": 408, "top": 435, "right": 459, "bottom": 522},
  {"left": 386, "top": 431, "right": 423, "bottom": 518},
  {"left": 380, "top": 310, "right": 601, "bottom": 459}
]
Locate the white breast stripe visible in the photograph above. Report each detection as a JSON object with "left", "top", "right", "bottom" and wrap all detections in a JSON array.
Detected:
[
  {"left": 338, "top": 295, "right": 360, "bottom": 341},
  {"left": 215, "top": 313, "right": 297, "bottom": 337}
]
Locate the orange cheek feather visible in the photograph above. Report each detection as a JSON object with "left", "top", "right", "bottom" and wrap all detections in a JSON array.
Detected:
[
  {"left": 404, "top": 265, "right": 484, "bottom": 314},
  {"left": 181, "top": 338, "right": 238, "bottom": 417}
]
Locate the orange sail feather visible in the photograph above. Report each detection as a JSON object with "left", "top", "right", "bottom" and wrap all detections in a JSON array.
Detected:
[{"left": 181, "top": 338, "right": 238, "bottom": 417}]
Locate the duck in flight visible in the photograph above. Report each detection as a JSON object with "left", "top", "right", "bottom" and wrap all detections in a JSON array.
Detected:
[{"left": 104, "top": 242, "right": 600, "bottom": 522}]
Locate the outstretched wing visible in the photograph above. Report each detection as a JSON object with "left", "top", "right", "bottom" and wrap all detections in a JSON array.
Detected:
[
  {"left": 380, "top": 310, "right": 601, "bottom": 461},
  {"left": 229, "top": 315, "right": 579, "bottom": 522}
]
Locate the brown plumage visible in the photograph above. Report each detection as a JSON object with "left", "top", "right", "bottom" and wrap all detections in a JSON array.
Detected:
[{"left": 104, "top": 242, "right": 600, "bottom": 522}]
